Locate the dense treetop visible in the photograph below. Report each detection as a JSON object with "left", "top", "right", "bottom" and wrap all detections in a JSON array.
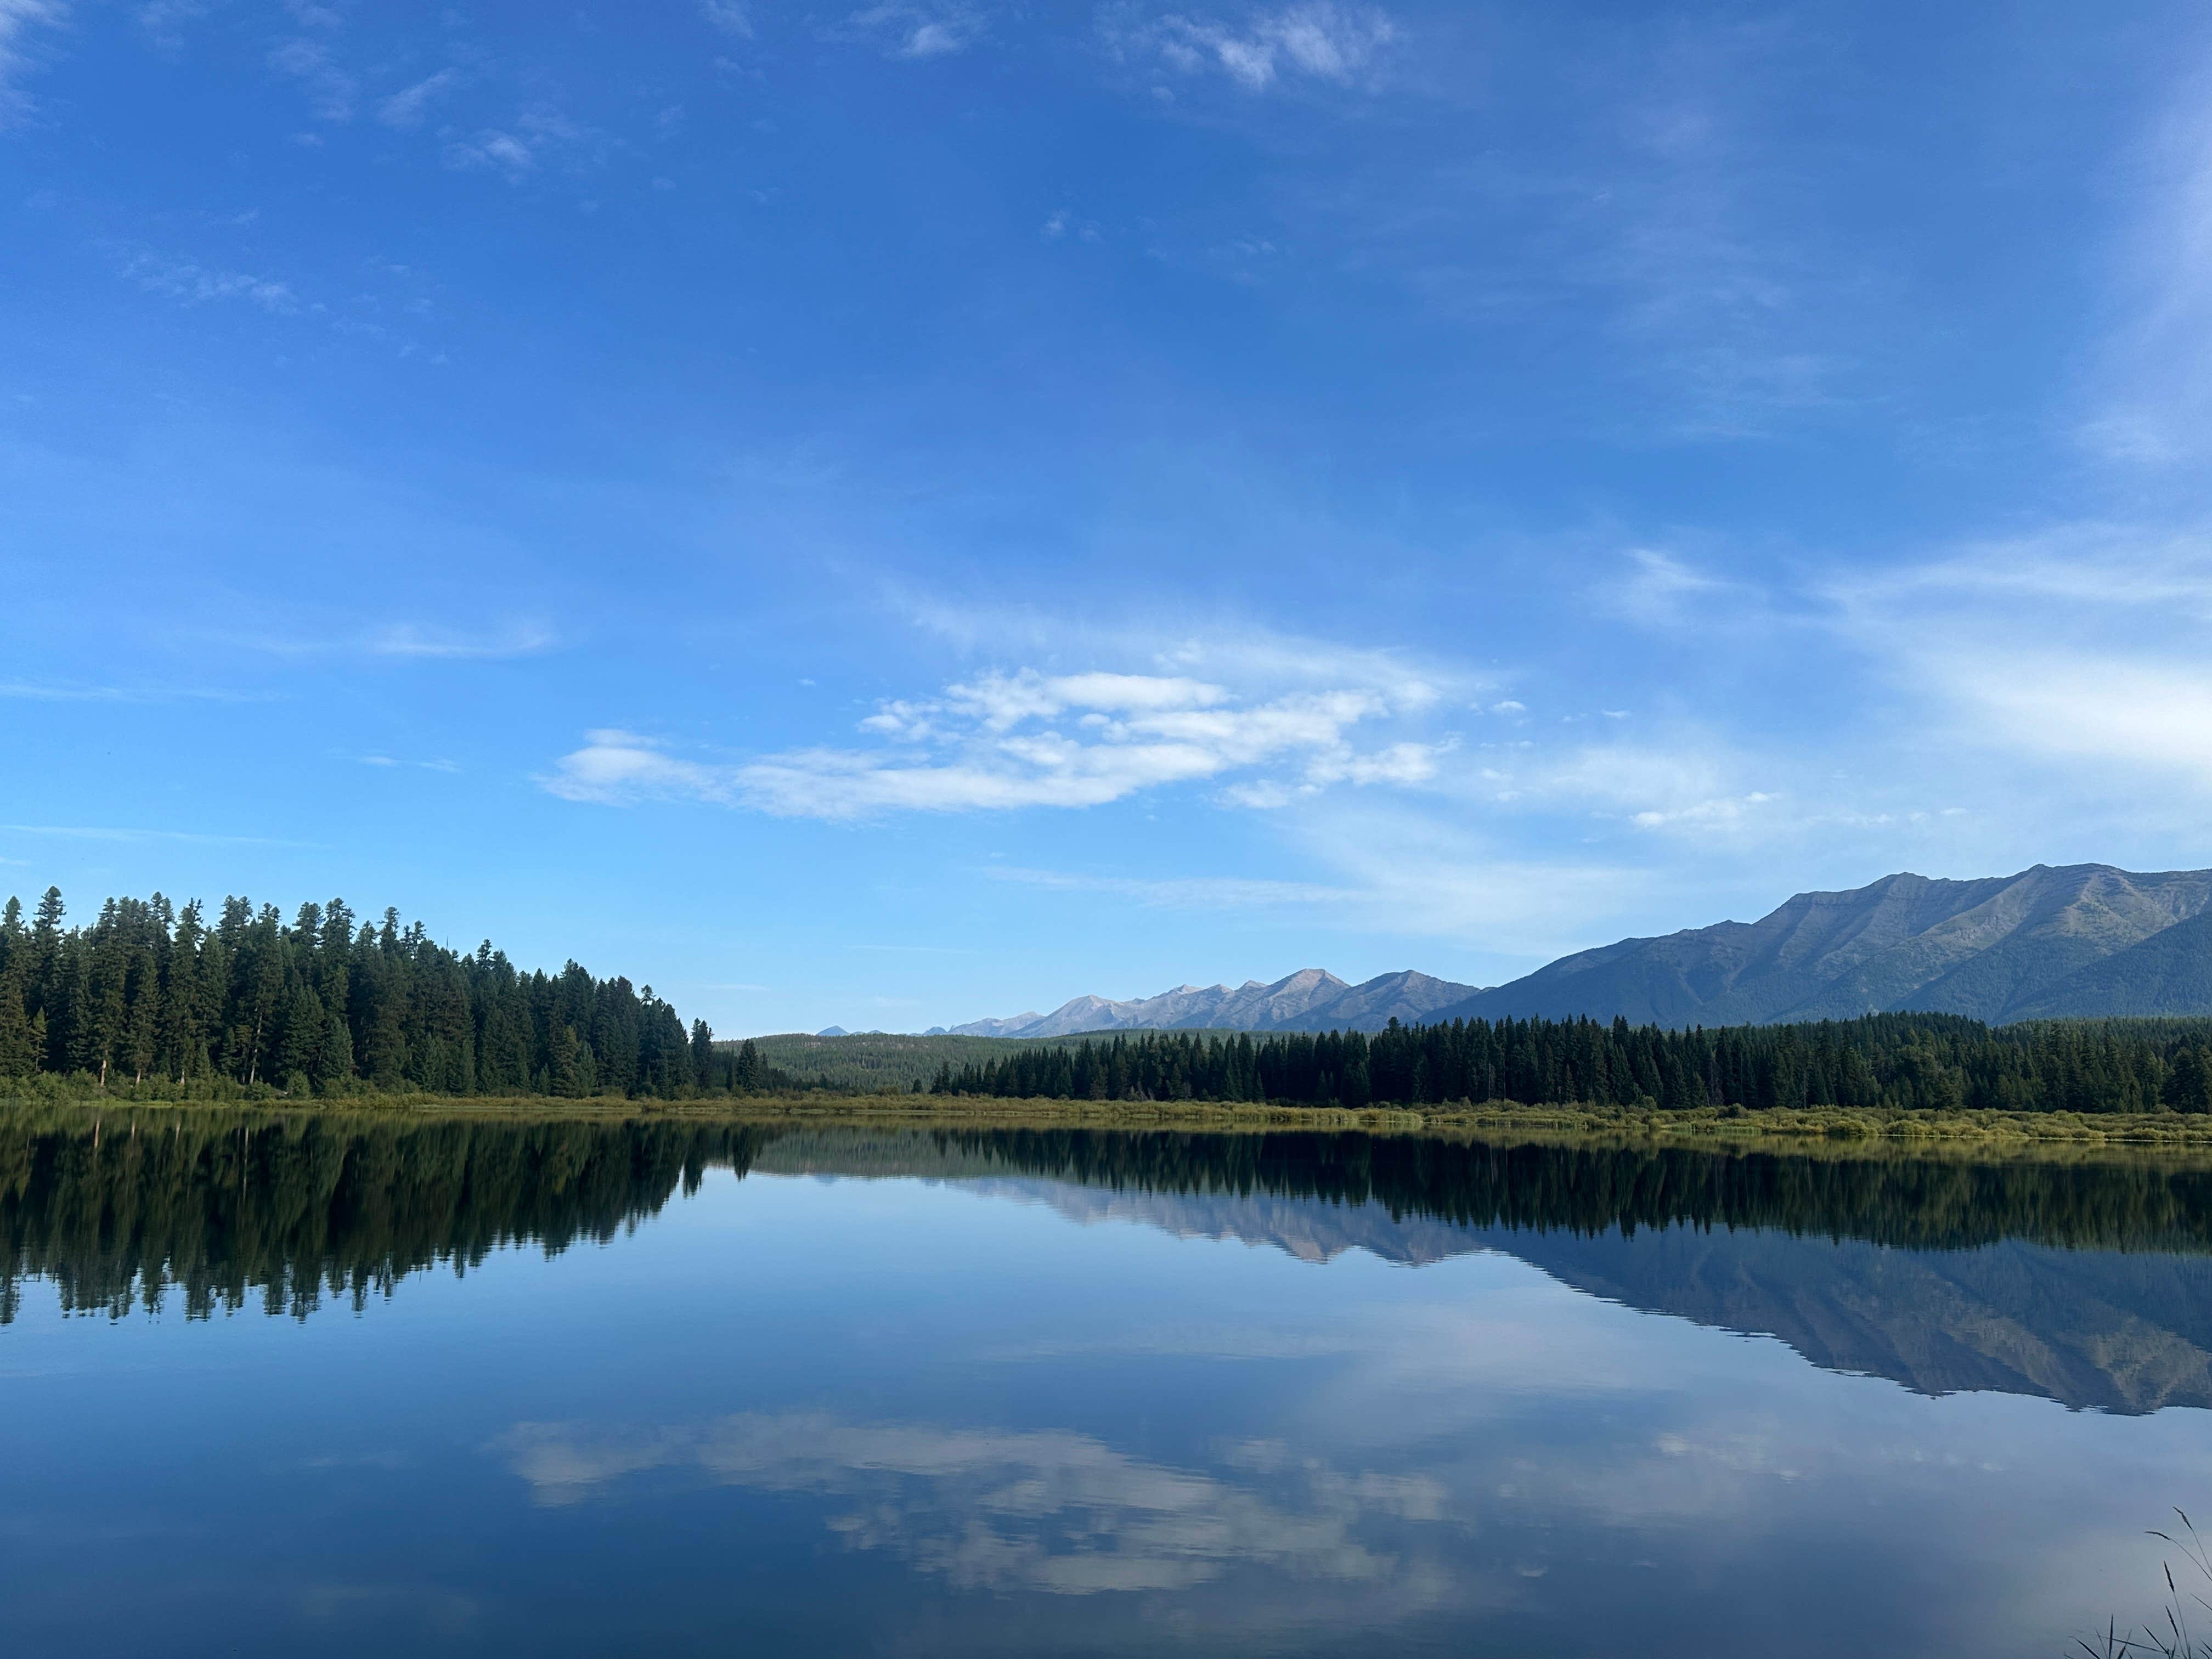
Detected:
[
  {"left": 0, "top": 888, "right": 784, "bottom": 1099},
  {"left": 926, "top": 1012, "right": 2212, "bottom": 1116}
]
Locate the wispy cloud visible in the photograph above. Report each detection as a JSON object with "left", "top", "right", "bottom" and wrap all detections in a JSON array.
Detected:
[
  {"left": 1605, "top": 548, "right": 1747, "bottom": 627},
  {"left": 377, "top": 67, "right": 464, "bottom": 131},
  {"left": 216, "top": 618, "right": 559, "bottom": 662},
  {"left": 1105, "top": 2, "right": 1398, "bottom": 92},
  {"left": 2078, "top": 57, "right": 2212, "bottom": 465},
  {"left": 119, "top": 247, "right": 298, "bottom": 313},
  {"left": 367, "top": 620, "right": 560, "bottom": 660},
  {"left": 0, "top": 824, "right": 320, "bottom": 848},
  {"left": 840, "top": 2, "right": 986, "bottom": 60},
  {"left": 0, "top": 678, "right": 259, "bottom": 703},
  {"left": 0, "top": 0, "right": 64, "bottom": 121},
  {"left": 268, "top": 36, "right": 355, "bottom": 122},
  {"left": 543, "top": 664, "right": 1448, "bottom": 818},
  {"left": 134, "top": 0, "right": 208, "bottom": 47},
  {"left": 892, "top": 594, "right": 1459, "bottom": 712},
  {"left": 443, "top": 105, "right": 607, "bottom": 180},
  {"left": 1825, "top": 525, "right": 2212, "bottom": 799},
  {"left": 356, "top": 753, "right": 465, "bottom": 772},
  {"left": 986, "top": 866, "right": 1349, "bottom": 909},
  {"left": 699, "top": 1, "right": 752, "bottom": 37}
]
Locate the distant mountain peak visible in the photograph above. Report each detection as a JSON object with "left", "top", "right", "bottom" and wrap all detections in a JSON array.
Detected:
[
  {"left": 912, "top": 863, "right": 2212, "bottom": 1041},
  {"left": 941, "top": 966, "right": 1480, "bottom": 1039},
  {"left": 1428, "top": 862, "right": 2212, "bottom": 1028}
]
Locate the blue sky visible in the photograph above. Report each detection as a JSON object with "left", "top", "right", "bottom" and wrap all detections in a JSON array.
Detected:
[{"left": 4, "top": 0, "right": 2211, "bottom": 1034}]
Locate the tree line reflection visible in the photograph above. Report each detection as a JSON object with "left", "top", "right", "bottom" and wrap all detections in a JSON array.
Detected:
[{"left": 4, "top": 1108, "right": 2211, "bottom": 1323}]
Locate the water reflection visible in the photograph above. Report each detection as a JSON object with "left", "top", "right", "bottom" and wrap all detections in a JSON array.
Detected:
[
  {"left": 499, "top": 1413, "right": 1444, "bottom": 1594},
  {"left": 0, "top": 1107, "right": 777, "bottom": 1319},
  {"left": 6, "top": 1108, "right": 2212, "bottom": 1412},
  {"left": 5, "top": 1106, "right": 2209, "bottom": 1657}
]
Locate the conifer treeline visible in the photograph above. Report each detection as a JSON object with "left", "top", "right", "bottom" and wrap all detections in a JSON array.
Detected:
[
  {"left": 928, "top": 1012, "right": 2212, "bottom": 1115},
  {"left": 0, "top": 889, "right": 789, "bottom": 1099}
]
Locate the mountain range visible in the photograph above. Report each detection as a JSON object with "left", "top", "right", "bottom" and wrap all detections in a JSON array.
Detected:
[
  {"left": 931, "top": 967, "right": 1479, "bottom": 1038},
  {"left": 926, "top": 862, "right": 2212, "bottom": 1035}
]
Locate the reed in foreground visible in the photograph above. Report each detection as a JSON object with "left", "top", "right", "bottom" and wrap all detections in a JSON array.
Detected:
[{"left": 2081, "top": 1514, "right": 2212, "bottom": 1659}]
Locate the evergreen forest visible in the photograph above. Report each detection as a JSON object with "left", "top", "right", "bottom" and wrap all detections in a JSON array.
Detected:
[
  {"left": 927, "top": 1012, "right": 2212, "bottom": 1115},
  {"left": 9, "top": 887, "right": 2212, "bottom": 1116},
  {"left": 0, "top": 888, "right": 787, "bottom": 1099}
]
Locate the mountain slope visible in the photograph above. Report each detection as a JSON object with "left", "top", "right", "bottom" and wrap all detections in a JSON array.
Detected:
[
  {"left": 1432, "top": 864, "right": 2212, "bottom": 1028},
  {"left": 2007, "top": 909, "right": 2212, "bottom": 1019}
]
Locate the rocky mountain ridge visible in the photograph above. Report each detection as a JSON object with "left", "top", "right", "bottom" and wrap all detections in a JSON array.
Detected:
[
  {"left": 936, "top": 967, "right": 1480, "bottom": 1039},
  {"left": 920, "top": 862, "right": 2212, "bottom": 1035}
]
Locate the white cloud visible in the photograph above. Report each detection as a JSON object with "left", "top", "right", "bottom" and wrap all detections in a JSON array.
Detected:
[
  {"left": 1605, "top": 548, "right": 1771, "bottom": 630},
  {"left": 134, "top": 0, "right": 211, "bottom": 48},
  {"left": 368, "top": 620, "right": 558, "bottom": 659},
  {"left": 1849, "top": 524, "right": 2212, "bottom": 619},
  {"left": 0, "top": 0, "right": 63, "bottom": 121},
  {"left": 377, "top": 67, "right": 464, "bottom": 131},
  {"left": 0, "top": 823, "right": 318, "bottom": 848},
  {"left": 0, "top": 677, "right": 256, "bottom": 703},
  {"left": 1826, "top": 526, "right": 2212, "bottom": 798},
  {"left": 843, "top": 2, "right": 985, "bottom": 59},
  {"left": 986, "top": 866, "right": 1350, "bottom": 908},
  {"left": 448, "top": 129, "right": 534, "bottom": 174},
  {"left": 443, "top": 105, "right": 602, "bottom": 179},
  {"left": 699, "top": 0, "right": 752, "bottom": 36},
  {"left": 1632, "top": 792, "right": 1776, "bottom": 831},
  {"left": 268, "top": 36, "right": 355, "bottom": 122},
  {"left": 230, "top": 618, "right": 560, "bottom": 661},
  {"left": 1277, "top": 798, "right": 1652, "bottom": 949},
  {"left": 1907, "top": 649, "right": 2212, "bottom": 787},
  {"left": 538, "top": 731, "right": 731, "bottom": 805},
  {"left": 544, "top": 663, "right": 1445, "bottom": 818},
  {"left": 2079, "top": 59, "right": 2212, "bottom": 464},
  {"left": 120, "top": 249, "right": 297, "bottom": 313},
  {"left": 1115, "top": 2, "right": 1398, "bottom": 92}
]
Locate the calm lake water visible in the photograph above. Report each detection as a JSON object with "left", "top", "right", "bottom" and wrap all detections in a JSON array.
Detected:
[{"left": 5, "top": 1109, "right": 2212, "bottom": 1657}]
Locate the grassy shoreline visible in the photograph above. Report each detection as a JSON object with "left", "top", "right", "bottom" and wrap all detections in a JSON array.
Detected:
[{"left": 10, "top": 1088, "right": 2212, "bottom": 1159}]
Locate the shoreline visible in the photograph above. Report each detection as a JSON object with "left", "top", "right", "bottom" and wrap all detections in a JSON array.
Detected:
[{"left": 9, "top": 1090, "right": 2212, "bottom": 1159}]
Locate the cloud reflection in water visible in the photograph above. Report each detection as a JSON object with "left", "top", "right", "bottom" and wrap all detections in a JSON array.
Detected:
[{"left": 495, "top": 1412, "right": 1449, "bottom": 1596}]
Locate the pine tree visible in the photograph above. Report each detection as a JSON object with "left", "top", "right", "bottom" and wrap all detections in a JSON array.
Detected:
[
  {"left": 124, "top": 939, "right": 160, "bottom": 1086},
  {"left": 691, "top": 1019, "right": 716, "bottom": 1094},
  {"left": 0, "top": 950, "right": 32, "bottom": 1077}
]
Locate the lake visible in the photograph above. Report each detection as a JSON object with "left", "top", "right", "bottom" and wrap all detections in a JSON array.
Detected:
[{"left": 5, "top": 1107, "right": 2211, "bottom": 1656}]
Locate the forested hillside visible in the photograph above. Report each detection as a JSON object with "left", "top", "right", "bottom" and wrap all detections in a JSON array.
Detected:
[{"left": 0, "top": 888, "right": 786, "bottom": 1099}]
